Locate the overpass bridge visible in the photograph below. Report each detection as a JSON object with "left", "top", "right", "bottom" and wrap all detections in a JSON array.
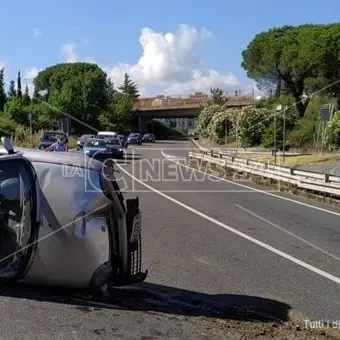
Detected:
[{"left": 132, "top": 92, "right": 256, "bottom": 131}]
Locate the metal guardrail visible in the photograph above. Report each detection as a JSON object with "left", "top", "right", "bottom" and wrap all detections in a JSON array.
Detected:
[{"left": 188, "top": 150, "right": 340, "bottom": 197}]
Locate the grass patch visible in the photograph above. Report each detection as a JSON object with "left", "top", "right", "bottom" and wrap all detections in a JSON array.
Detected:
[
  {"left": 3, "top": 126, "right": 78, "bottom": 150},
  {"left": 236, "top": 153, "right": 340, "bottom": 168}
]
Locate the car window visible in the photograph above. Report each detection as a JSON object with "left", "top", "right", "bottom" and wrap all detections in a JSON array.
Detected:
[
  {"left": 0, "top": 160, "right": 33, "bottom": 276},
  {"left": 106, "top": 139, "right": 120, "bottom": 145},
  {"left": 80, "top": 134, "right": 94, "bottom": 140},
  {"left": 85, "top": 140, "right": 106, "bottom": 147},
  {"left": 43, "top": 133, "right": 65, "bottom": 142}
]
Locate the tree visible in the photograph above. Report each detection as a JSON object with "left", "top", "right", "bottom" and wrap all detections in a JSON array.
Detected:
[
  {"left": 0, "top": 68, "right": 6, "bottom": 111},
  {"left": 34, "top": 62, "right": 111, "bottom": 132},
  {"left": 241, "top": 24, "right": 340, "bottom": 117},
  {"left": 3, "top": 97, "right": 26, "bottom": 125},
  {"left": 118, "top": 73, "right": 139, "bottom": 99},
  {"left": 32, "top": 86, "right": 41, "bottom": 103},
  {"left": 22, "top": 84, "right": 31, "bottom": 105},
  {"left": 8, "top": 80, "right": 16, "bottom": 99},
  {"left": 17, "top": 70, "right": 22, "bottom": 99},
  {"left": 210, "top": 87, "right": 226, "bottom": 105}
]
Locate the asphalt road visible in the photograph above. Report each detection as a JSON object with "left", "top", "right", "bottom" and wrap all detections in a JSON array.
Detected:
[
  {"left": 114, "top": 140, "right": 340, "bottom": 321},
  {"left": 2, "top": 140, "right": 340, "bottom": 339}
]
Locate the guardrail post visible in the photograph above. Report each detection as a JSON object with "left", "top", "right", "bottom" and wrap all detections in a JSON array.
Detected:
[
  {"left": 324, "top": 173, "right": 330, "bottom": 183},
  {"left": 245, "top": 159, "right": 249, "bottom": 165},
  {"left": 219, "top": 152, "right": 223, "bottom": 159},
  {"left": 210, "top": 150, "right": 214, "bottom": 157},
  {"left": 290, "top": 168, "right": 294, "bottom": 175}
]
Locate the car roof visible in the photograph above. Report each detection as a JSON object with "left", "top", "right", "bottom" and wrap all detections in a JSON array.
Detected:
[
  {"left": 43, "top": 131, "right": 66, "bottom": 135},
  {"left": 97, "top": 131, "right": 116, "bottom": 135},
  {"left": 0, "top": 146, "right": 102, "bottom": 171}
]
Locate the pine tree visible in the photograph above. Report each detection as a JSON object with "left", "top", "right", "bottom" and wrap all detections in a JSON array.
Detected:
[
  {"left": 0, "top": 68, "right": 6, "bottom": 111},
  {"left": 17, "top": 70, "right": 22, "bottom": 99},
  {"left": 8, "top": 80, "right": 16, "bottom": 99},
  {"left": 118, "top": 73, "right": 139, "bottom": 99},
  {"left": 22, "top": 83, "right": 31, "bottom": 105},
  {"left": 32, "top": 86, "right": 40, "bottom": 103}
]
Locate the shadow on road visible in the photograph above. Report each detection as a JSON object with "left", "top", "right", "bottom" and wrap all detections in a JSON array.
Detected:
[{"left": 0, "top": 281, "right": 291, "bottom": 323}]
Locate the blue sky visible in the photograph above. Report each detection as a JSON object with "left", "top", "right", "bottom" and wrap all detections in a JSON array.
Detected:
[{"left": 1, "top": 0, "right": 340, "bottom": 96}]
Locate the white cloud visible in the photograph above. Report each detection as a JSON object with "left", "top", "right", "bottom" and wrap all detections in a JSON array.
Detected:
[
  {"left": 33, "top": 28, "right": 42, "bottom": 37},
  {"left": 199, "top": 27, "right": 214, "bottom": 40},
  {"left": 61, "top": 43, "right": 78, "bottom": 63},
  {"left": 106, "top": 24, "right": 238, "bottom": 96},
  {"left": 24, "top": 67, "right": 41, "bottom": 81}
]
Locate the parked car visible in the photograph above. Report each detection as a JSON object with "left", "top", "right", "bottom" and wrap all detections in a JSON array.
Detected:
[
  {"left": 127, "top": 133, "right": 142, "bottom": 145},
  {"left": 142, "top": 133, "right": 155, "bottom": 143},
  {"left": 0, "top": 137, "right": 147, "bottom": 293},
  {"left": 37, "top": 131, "right": 68, "bottom": 150},
  {"left": 77, "top": 134, "right": 96, "bottom": 151},
  {"left": 84, "top": 138, "right": 124, "bottom": 159}
]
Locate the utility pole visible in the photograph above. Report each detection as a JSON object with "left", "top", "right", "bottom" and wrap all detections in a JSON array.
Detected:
[
  {"left": 274, "top": 105, "right": 282, "bottom": 165},
  {"left": 282, "top": 106, "right": 287, "bottom": 162}
]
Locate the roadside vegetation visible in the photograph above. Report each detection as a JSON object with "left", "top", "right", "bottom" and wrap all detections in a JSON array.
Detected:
[
  {"left": 198, "top": 22, "right": 340, "bottom": 158},
  {"left": 0, "top": 64, "right": 185, "bottom": 148},
  {"left": 0, "top": 64, "right": 142, "bottom": 147}
]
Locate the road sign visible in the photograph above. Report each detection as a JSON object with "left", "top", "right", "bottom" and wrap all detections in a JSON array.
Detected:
[
  {"left": 27, "top": 112, "right": 32, "bottom": 122},
  {"left": 319, "top": 104, "right": 333, "bottom": 122}
]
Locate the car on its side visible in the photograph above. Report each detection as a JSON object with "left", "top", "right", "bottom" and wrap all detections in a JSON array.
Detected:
[
  {"left": 127, "top": 133, "right": 142, "bottom": 145},
  {"left": 77, "top": 134, "right": 96, "bottom": 151},
  {"left": 142, "top": 133, "right": 155, "bottom": 143},
  {"left": 84, "top": 138, "right": 124, "bottom": 159},
  {"left": 37, "top": 131, "right": 68, "bottom": 150},
  {"left": 0, "top": 137, "right": 147, "bottom": 293}
]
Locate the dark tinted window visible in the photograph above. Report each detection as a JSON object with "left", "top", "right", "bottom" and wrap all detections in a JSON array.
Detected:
[{"left": 106, "top": 139, "right": 120, "bottom": 145}]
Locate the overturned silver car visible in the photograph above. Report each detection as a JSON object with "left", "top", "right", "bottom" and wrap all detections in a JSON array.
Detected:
[{"left": 0, "top": 139, "right": 147, "bottom": 293}]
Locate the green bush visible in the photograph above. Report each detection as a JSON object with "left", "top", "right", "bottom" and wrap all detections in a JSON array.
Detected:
[
  {"left": 238, "top": 107, "right": 272, "bottom": 147},
  {"left": 325, "top": 110, "right": 340, "bottom": 150},
  {"left": 197, "top": 103, "right": 224, "bottom": 138}
]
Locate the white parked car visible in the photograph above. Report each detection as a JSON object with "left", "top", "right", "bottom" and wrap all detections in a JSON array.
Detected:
[{"left": 97, "top": 131, "right": 117, "bottom": 139}]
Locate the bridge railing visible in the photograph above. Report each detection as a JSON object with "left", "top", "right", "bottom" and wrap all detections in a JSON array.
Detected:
[{"left": 133, "top": 92, "right": 255, "bottom": 110}]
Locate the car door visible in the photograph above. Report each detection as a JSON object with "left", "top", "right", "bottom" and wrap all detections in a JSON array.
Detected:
[{"left": 0, "top": 156, "right": 39, "bottom": 280}]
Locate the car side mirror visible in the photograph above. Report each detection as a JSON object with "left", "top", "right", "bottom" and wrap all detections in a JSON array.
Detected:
[{"left": 1, "top": 136, "right": 15, "bottom": 154}]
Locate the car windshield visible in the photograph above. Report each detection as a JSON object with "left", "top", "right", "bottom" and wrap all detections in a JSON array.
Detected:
[
  {"left": 80, "top": 134, "right": 95, "bottom": 140},
  {"left": 97, "top": 134, "right": 114, "bottom": 139},
  {"left": 106, "top": 138, "right": 120, "bottom": 145},
  {"left": 84, "top": 139, "right": 106, "bottom": 147},
  {"left": 129, "top": 133, "right": 139, "bottom": 137},
  {"left": 42, "top": 133, "right": 65, "bottom": 142},
  {"left": 0, "top": 159, "right": 34, "bottom": 277}
]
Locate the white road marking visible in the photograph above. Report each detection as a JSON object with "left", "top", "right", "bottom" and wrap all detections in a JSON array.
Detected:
[
  {"left": 161, "top": 149, "right": 340, "bottom": 217},
  {"left": 117, "top": 163, "right": 340, "bottom": 285},
  {"left": 235, "top": 204, "right": 340, "bottom": 262}
]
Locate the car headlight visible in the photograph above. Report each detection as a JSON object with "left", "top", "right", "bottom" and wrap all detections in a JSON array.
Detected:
[
  {"left": 119, "top": 148, "right": 123, "bottom": 152},
  {"left": 77, "top": 140, "right": 80, "bottom": 145}
]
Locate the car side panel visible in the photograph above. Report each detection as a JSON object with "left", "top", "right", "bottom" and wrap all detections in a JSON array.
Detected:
[{"left": 22, "top": 162, "right": 112, "bottom": 288}]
